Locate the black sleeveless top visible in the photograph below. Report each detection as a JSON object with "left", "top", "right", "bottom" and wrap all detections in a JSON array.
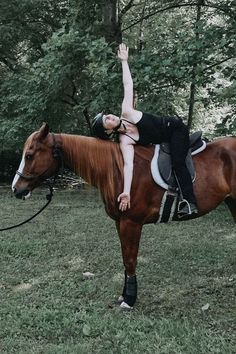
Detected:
[{"left": 122, "top": 112, "right": 179, "bottom": 145}]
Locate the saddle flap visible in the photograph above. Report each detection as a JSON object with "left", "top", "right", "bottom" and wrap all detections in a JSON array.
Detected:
[{"left": 157, "top": 149, "right": 195, "bottom": 187}]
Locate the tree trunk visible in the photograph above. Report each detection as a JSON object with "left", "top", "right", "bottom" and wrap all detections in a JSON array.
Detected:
[
  {"left": 102, "top": 0, "right": 122, "bottom": 44},
  {"left": 187, "top": 1, "right": 202, "bottom": 129},
  {"left": 137, "top": 0, "right": 147, "bottom": 52}
]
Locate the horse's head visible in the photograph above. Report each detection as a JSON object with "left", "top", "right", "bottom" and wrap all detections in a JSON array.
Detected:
[{"left": 12, "top": 123, "right": 61, "bottom": 199}]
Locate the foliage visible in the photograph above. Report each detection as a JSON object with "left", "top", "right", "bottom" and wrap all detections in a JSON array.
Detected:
[
  {"left": 123, "top": 1, "right": 236, "bottom": 128},
  {"left": 0, "top": 0, "right": 235, "bottom": 156}
]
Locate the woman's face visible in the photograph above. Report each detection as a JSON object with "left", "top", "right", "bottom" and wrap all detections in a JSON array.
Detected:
[{"left": 102, "top": 114, "right": 120, "bottom": 131}]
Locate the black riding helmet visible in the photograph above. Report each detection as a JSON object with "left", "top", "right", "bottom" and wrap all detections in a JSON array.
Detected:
[{"left": 92, "top": 112, "right": 111, "bottom": 140}]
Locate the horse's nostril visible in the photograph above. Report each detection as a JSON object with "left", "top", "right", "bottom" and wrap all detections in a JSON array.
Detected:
[
  {"left": 14, "top": 188, "right": 30, "bottom": 199},
  {"left": 15, "top": 192, "right": 23, "bottom": 199}
]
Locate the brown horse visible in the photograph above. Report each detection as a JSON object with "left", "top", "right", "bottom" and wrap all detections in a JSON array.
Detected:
[{"left": 12, "top": 123, "right": 236, "bottom": 309}]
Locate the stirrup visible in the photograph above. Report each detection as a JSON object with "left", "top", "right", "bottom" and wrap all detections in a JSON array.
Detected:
[
  {"left": 178, "top": 199, "right": 190, "bottom": 214},
  {"left": 178, "top": 199, "right": 197, "bottom": 218}
]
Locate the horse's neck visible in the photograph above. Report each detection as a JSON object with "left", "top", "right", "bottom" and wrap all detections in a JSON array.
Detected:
[
  {"left": 58, "top": 134, "right": 122, "bottom": 205},
  {"left": 59, "top": 134, "right": 98, "bottom": 179}
]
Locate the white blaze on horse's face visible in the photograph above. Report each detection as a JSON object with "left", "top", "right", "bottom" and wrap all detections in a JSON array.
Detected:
[
  {"left": 12, "top": 152, "right": 25, "bottom": 192},
  {"left": 12, "top": 125, "right": 53, "bottom": 200},
  {"left": 12, "top": 147, "right": 32, "bottom": 200}
]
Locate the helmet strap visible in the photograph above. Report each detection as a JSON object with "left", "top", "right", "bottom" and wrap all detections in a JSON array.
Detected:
[{"left": 112, "top": 119, "right": 122, "bottom": 132}]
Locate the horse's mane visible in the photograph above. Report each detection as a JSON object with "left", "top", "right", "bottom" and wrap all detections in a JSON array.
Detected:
[{"left": 61, "top": 135, "right": 123, "bottom": 204}]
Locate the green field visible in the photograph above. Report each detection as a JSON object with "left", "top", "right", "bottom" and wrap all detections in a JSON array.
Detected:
[{"left": 0, "top": 186, "right": 235, "bottom": 354}]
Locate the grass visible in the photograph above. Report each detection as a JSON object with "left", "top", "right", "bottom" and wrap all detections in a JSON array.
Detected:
[{"left": 0, "top": 186, "right": 235, "bottom": 354}]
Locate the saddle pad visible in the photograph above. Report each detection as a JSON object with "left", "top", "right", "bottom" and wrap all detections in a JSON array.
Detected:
[
  {"left": 158, "top": 148, "right": 195, "bottom": 186},
  {"left": 151, "top": 145, "right": 169, "bottom": 189}
]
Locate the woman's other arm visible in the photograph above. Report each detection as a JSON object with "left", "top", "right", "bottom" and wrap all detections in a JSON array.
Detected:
[{"left": 117, "top": 138, "right": 134, "bottom": 211}]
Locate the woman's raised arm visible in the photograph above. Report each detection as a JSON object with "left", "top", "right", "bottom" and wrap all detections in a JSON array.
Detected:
[{"left": 117, "top": 44, "right": 134, "bottom": 112}]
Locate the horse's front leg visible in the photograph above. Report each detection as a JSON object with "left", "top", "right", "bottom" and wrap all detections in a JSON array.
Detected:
[
  {"left": 224, "top": 196, "right": 236, "bottom": 223},
  {"left": 116, "top": 219, "right": 142, "bottom": 309}
]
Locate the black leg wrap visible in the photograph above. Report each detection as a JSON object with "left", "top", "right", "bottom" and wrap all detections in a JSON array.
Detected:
[{"left": 123, "top": 275, "right": 137, "bottom": 307}]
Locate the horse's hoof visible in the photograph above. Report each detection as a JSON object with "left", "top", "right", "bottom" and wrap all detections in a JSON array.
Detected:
[
  {"left": 117, "top": 296, "right": 124, "bottom": 304},
  {"left": 120, "top": 301, "right": 133, "bottom": 310}
]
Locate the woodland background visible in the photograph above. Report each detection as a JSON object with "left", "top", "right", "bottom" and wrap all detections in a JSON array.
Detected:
[{"left": 0, "top": 0, "right": 235, "bottom": 179}]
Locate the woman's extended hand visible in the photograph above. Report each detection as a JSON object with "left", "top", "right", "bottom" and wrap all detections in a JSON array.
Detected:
[
  {"left": 117, "top": 43, "right": 129, "bottom": 61},
  {"left": 117, "top": 192, "right": 131, "bottom": 211}
]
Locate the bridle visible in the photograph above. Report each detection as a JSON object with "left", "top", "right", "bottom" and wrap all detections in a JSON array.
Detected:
[
  {"left": 0, "top": 133, "right": 63, "bottom": 232},
  {"left": 15, "top": 133, "right": 61, "bottom": 182}
]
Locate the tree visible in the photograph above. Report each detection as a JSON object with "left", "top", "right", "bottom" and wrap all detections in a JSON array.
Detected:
[
  {"left": 0, "top": 0, "right": 235, "bottom": 159},
  {"left": 121, "top": 0, "right": 236, "bottom": 131}
]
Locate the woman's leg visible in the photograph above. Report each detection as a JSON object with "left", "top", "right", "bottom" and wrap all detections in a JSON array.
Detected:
[{"left": 170, "top": 126, "right": 197, "bottom": 205}]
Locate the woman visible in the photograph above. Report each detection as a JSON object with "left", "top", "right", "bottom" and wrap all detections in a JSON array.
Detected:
[{"left": 92, "top": 43, "right": 198, "bottom": 217}]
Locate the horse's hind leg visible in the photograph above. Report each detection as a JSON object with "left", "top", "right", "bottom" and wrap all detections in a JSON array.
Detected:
[
  {"left": 116, "top": 219, "right": 142, "bottom": 309},
  {"left": 224, "top": 196, "right": 236, "bottom": 222}
]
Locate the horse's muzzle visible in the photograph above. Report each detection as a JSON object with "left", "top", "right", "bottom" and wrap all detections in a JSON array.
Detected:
[{"left": 13, "top": 188, "right": 31, "bottom": 200}]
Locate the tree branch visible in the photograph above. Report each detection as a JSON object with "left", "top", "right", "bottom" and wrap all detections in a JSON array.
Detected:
[
  {"left": 153, "top": 83, "right": 175, "bottom": 91},
  {"left": 64, "top": 78, "right": 79, "bottom": 105},
  {"left": 83, "top": 107, "right": 93, "bottom": 135},
  {"left": 120, "top": 0, "right": 135, "bottom": 17},
  {"left": 137, "top": 0, "right": 148, "bottom": 52},
  {"left": 122, "top": 2, "right": 234, "bottom": 32},
  {"left": 203, "top": 56, "right": 235, "bottom": 72},
  {"left": 0, "top": 57, "right": 16, "bottom": 72}
]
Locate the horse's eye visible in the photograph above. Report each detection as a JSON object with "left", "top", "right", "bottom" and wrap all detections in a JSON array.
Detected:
[{"left": 25, "top": 154, "right": 32, "bottom": 160}]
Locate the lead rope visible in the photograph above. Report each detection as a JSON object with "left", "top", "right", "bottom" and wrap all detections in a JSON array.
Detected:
[{"left": 0, "top": 181, "right": 55, "bottom": 232}]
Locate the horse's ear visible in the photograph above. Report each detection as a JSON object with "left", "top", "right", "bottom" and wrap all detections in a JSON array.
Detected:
[{"left": 38, "top": 122, "right": 50, "bottom": 141}]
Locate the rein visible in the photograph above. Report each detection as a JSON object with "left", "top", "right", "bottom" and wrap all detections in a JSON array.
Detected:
[{"left": 0, "top": 133, "right": 63, "bottom": 232}]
